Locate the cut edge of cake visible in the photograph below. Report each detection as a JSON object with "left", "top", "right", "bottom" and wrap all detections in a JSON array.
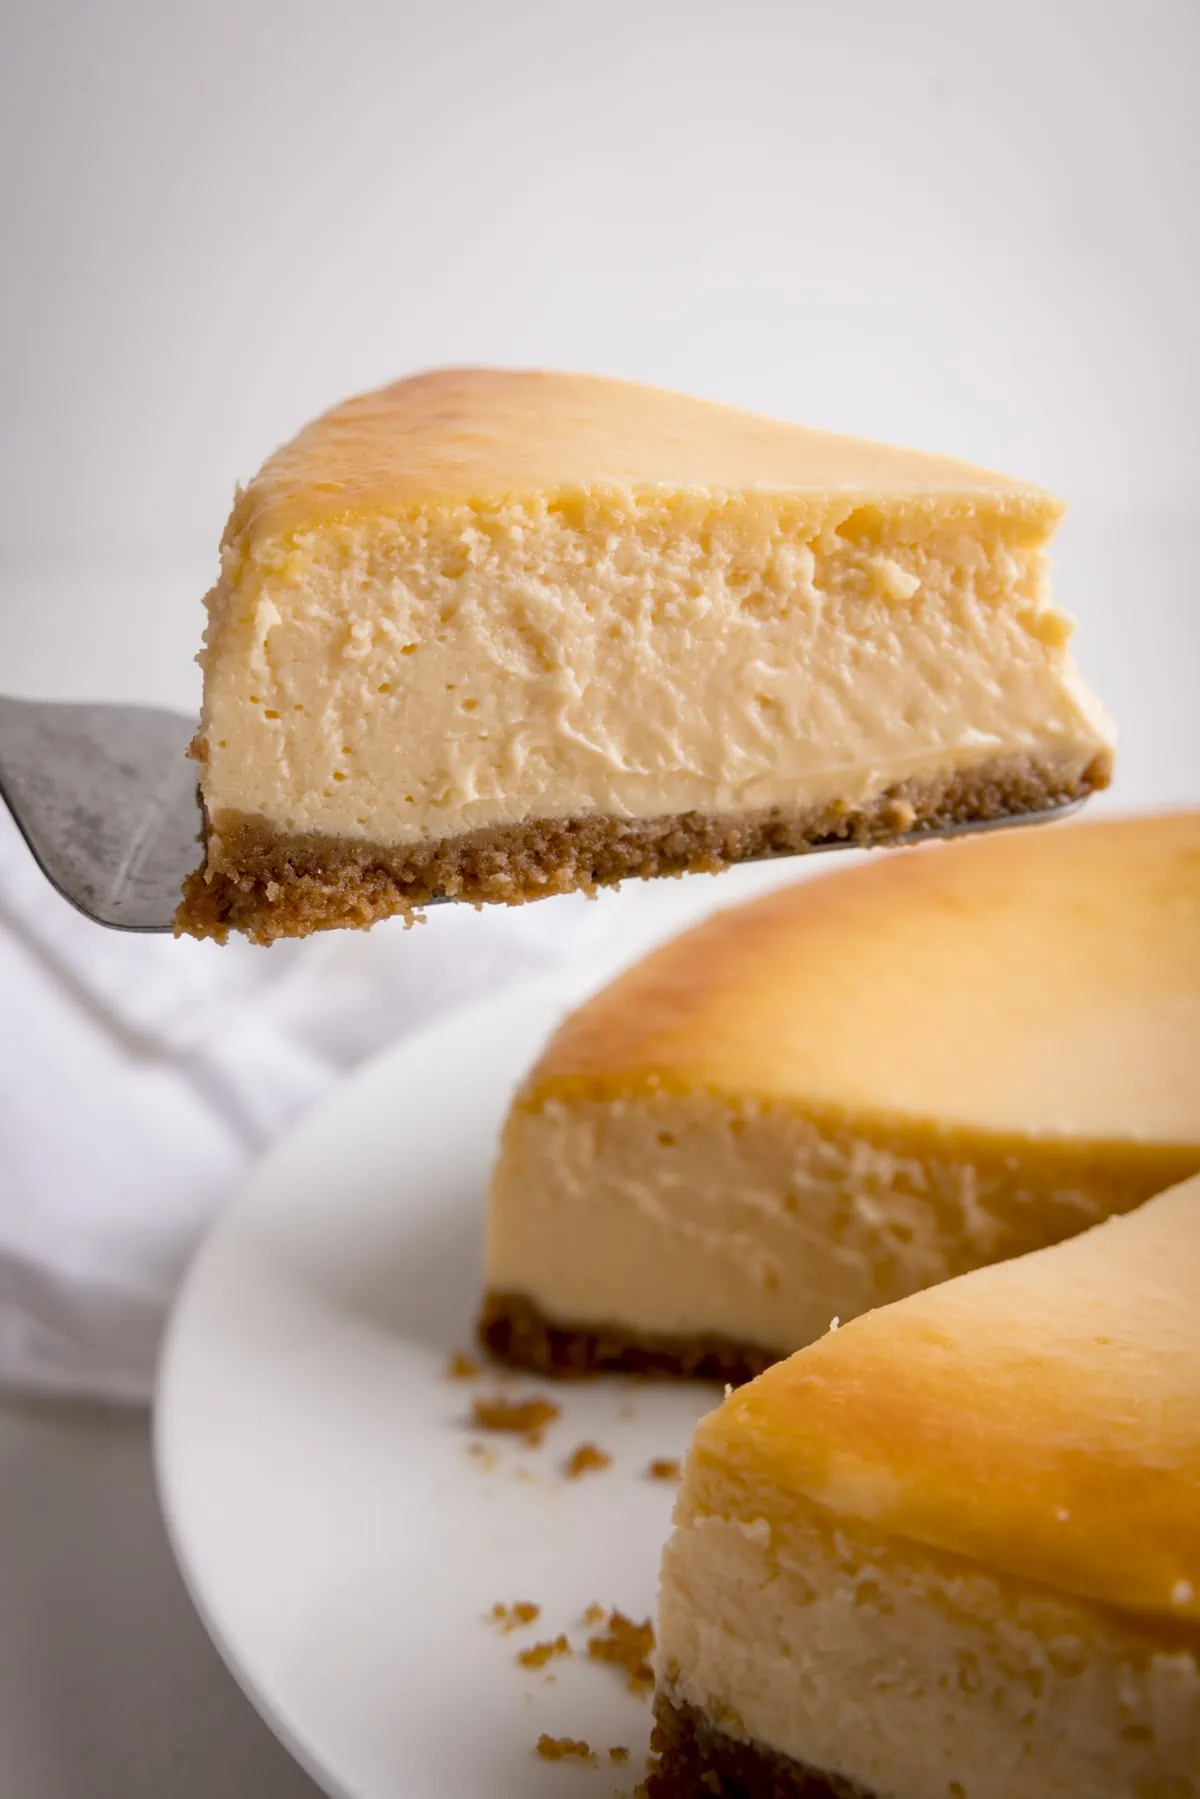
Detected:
[{"left": 479, "top": 812, "right": 1200, "bottom": 1382}]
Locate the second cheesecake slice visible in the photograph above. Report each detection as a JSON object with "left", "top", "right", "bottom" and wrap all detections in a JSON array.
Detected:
[
  {"left": 179, "top": 368, "right": 1112, "bottom": 941},
  {"left": 650, "top": 1176, "right": 1200, "bottom": 1799}
]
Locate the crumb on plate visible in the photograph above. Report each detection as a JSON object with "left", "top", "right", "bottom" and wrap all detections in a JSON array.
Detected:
[
  {"left": 446, "top": 1350, "right": 481, "bottom": 1379},
  {"left": 647, "top": 1458, "right": 681, "bottom": 1482},
  {"left": 586, "top": 1609, "right": 656, "bottom": 1696},
  {"left": 490, "top": 1600, "right": 540, "bottom": 1633},
  {"left": 517, "top": 1634, "right": 571, "bottom": 1670},
  {"left": 536, "top": 1734, "right": 595, "bottom": 1763},
  {"left": 471, "top": 1395, "right": 560, "bottom": 1436},
  {"left": 565, "top": 1441, "right": 612, "bottom": 1479}
]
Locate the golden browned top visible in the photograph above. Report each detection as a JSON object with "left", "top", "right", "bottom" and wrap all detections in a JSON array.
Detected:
[
  {"left": 690, "top": 1175, "right": 1200, "bottom": 1625},
  {"left": 526, "top": 811, "right": 1200, "bottom": 1146},
  {"left": 223, "top": 367, "right": 1058, "bottom": 551}
]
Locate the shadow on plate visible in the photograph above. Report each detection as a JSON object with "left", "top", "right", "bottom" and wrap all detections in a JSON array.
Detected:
[{"left": 259, "top": 1173, "right": 486, "bottom": 1363}]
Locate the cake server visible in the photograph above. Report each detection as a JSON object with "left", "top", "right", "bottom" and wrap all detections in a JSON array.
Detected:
[{"left": 0, "top": 692, "right": 1084, "bottom": 935}]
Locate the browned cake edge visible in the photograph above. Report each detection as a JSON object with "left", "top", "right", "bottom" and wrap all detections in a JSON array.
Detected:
[
  {"left": 174, "top": 752, "right": 1110, "bottom": 943},
  {"left": 647, "top": 1693, "right": 878, "bottom": 1799},
  {"left": 477, "top": 1289, "right": 783, "bottom": 1385}
]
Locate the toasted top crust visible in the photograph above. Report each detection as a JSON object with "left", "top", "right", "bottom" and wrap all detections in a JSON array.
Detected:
[
  {"left": 689, "top": 1175, "right": 1200, "bottom": 1624},
  {"left": 222, "top": 367, "right": 1057, "bottom": 553},
  {"left": 524, "top": 811, "right": 1200, "bottom": 1147}
]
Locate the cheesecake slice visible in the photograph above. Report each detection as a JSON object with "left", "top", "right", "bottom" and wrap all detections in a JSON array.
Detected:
[
  {"left": 650, "top": 1174, "right": 1200, "bottom": 1799},
  {"left": 481, "top": 811, "right": 1200, "bottom": 1381},
  {"left": 177, "top": 367, "right": 1111, "bottom": 942}
]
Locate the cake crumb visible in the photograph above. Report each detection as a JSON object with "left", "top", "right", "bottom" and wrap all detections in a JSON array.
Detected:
[
  {"left": 647, "top": 1458, "right": 681, "bottom": 1482},
  {"left": 565, "top": 1442, "right": 612, "bottom": 1479},
  {"left": 609, "top": 1746, "right": 630, "bottom": 1764},
  {"left": 491, "top": 1600, "right": 540, "bottom": 1633},
  {"left": 471, "top": 1395, "right": 560, "bottom": 1437},
  {"left": 587, "top": 1609, "right": 656, "bottom": 1695},
  {"left": 467, "top": 1442, "right": 498, "bottom": 1470},
  {"left": 445, "top": 1350, "right": 481, "bottom": 1380},
  {"left": 582, "top": 1602, "right": 606, "bottom": 1626},
  {"left": 517, "top": 1633, "right": 571, "bottom": 1669},
  {"left": 536, "top": 1735, "right": 595, "bottom": 1763}
]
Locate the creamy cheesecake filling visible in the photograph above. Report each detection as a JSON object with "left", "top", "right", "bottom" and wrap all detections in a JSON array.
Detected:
[
  {"left": 196, "top": 496, "right": 1110, "bottom": 844},
  {"left": 484, "top": 1091, "right": 1193, "bottom": 1356},
  {"left": 656, "top": 1491, "right": 1200, "bottom": 1799}
]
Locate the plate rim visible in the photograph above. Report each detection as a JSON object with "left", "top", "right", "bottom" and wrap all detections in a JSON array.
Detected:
[{"left": 152, "top": 963, "right": 594, "bottom": 1799}]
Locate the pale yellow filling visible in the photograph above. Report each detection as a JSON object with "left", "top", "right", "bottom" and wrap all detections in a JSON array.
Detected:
[
  {"left": 484, "top": 1092, "right": 1181, "bottom": 1353},
  {"left": 197, "top": 498, "right": 1108, "bottom": 844},
  {"left": 657, "top": 1491, "right": 1200, "bottom": 1799}
]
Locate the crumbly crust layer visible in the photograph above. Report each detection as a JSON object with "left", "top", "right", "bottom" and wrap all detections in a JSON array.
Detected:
[
  {"left": 478, "top": 1290, "right": 783, "bottom": 1384},
  {"left": 647, "top": 1694, "right": 876, "bottom": 1799},
  {"left": 175, "top": 754, "right": 1109, "bottom": 943}
]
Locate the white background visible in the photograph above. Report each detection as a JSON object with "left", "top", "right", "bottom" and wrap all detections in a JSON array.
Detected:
[
  {"left": 0, "top": 5, "right": 1197, "bottom": 1797},
  {"left": 1, "top": 0, "right": 1198, "bottom": 809}
]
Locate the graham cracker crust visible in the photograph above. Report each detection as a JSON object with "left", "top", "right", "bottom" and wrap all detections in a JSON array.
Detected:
[
  {"left": 175, "top": 753, "right": 1109, "bottom": 943},
  {"left": 648, "top": 1694, "right": 878, "bottom": 1799},
  {"left": 478, "top": 1290, "right": 782, "bottom": 1385}
]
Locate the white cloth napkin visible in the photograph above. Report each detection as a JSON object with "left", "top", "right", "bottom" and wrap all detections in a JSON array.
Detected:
[{"left": 0, "top": 813, "right": 614, "bottom": 1405}]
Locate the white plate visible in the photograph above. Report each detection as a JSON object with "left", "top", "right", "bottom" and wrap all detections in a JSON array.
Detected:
[{"left": 155, "top": 968, "right": 718, "bottom": 1799}]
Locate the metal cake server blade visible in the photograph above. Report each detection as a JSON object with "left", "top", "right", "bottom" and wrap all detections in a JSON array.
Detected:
[
  {"left": 0, "top": 695, "right": 202, "bottom": 932},
  {"left": 0, "top": 692, "right": 1084, "bottom": 935}
]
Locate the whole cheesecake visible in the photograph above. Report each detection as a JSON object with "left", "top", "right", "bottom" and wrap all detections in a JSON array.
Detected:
[
  {"left": 177, "top": 367, "right": 1111, "bottom": 942},
  {"left": 480, "top": 811, "right": 1200, "bottom": 1380},
  {"left": 650, "top": 1174, "right": 1200, "bottom": 1799}
]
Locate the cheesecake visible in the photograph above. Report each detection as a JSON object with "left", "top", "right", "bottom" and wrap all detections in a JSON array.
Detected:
[
  {"left": 480, "top": 811, "right": 1200, "bottom": 1381},
  {"left": 650, "top": 1174, "right": 1200, "bottom": 1799},
  {"left": 176, "top": 367, "right": 1112, "bottom": 942}
]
